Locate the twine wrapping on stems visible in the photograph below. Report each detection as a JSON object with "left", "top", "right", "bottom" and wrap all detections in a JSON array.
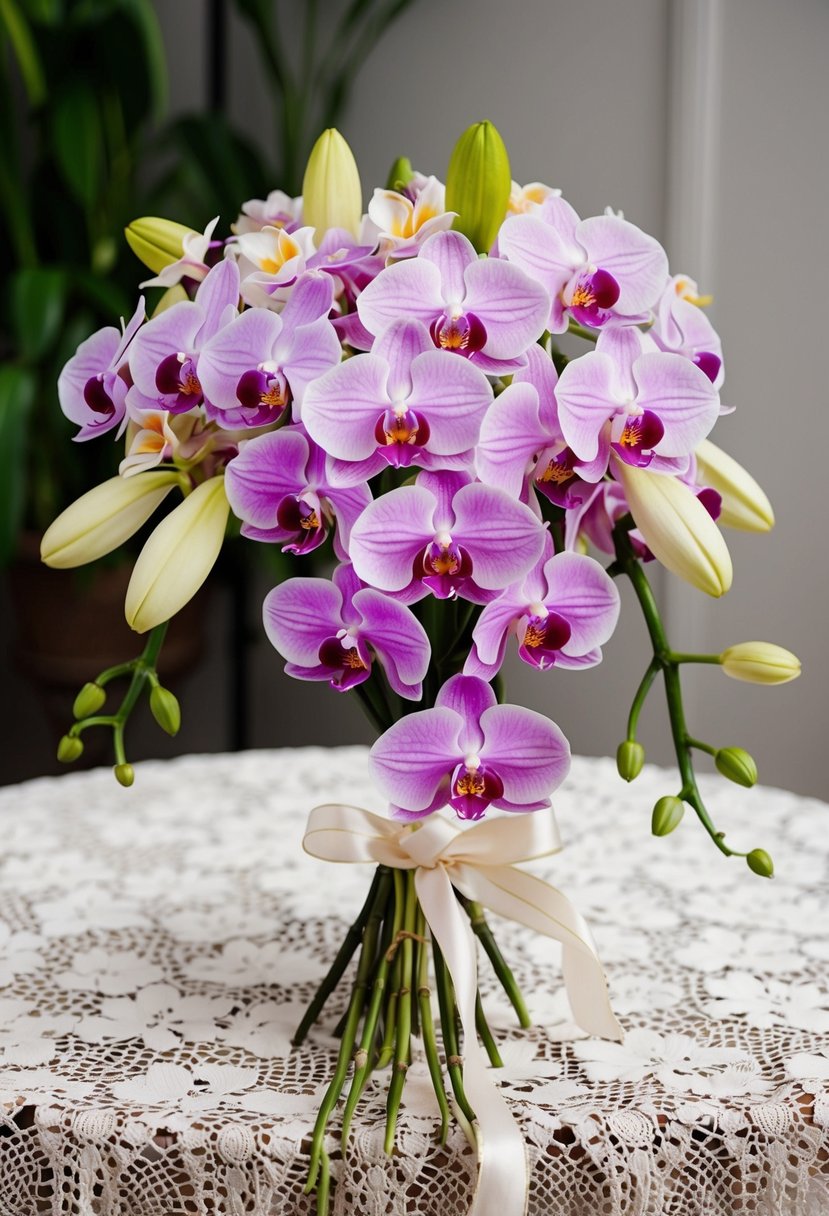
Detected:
[{"left": 303, "top": 804, "right": 622, "bottom": 1216}]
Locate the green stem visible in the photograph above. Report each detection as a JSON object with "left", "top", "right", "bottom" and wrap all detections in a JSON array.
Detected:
[
  {"left": 432, "top": 939, "right": 476, "bottom": 1126},
  {"left": 475, "top": 991, "right": 503, "bottom": 1068},
  {"left": 305, "top": 867, "right": 393, "bottom": 1192},
  {"left": 668, "top": 652, "right": 722, "bottom": 665},
  {"left": 567, "top": 321, "right": 598, "bottom": 343},
  {"left": 384, "top": 871, "right": 416, "bottom": 1154},
  {"left": 627, "top": 657, "right": 660, "bottom": 741},
  {"left": 415, "top": 909, "right": 450, "bottom": 1144},
  {"left": 293, "top": 868, "right": 384, "bottom": 1046},
  {"left": 687, "top": 736, "right": 717, "bottom": 756},
  {"left": 613, "top": 525, "right": 741, "bottom": 858},
  {"left": 377, "top": 869, "right": 406, "bottom": 1069},
  {"left": 459, "top": 896, "right": 531, "bottom": 1028}
]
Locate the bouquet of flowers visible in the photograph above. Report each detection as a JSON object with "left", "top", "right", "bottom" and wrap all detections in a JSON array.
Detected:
[{"left": 41, "top": 122, "right": 800, "bottom": 1215}]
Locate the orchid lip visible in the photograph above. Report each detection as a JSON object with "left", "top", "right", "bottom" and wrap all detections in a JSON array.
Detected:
[
  {"left": 83, "top": 374, "right": 115, "bottom": 416},
  {"left": 420, "top": 538, "right": 473, "bottom": 599},
  {"left": 236, "top": 367, "right": 290, "bottom": 414},
  {"left": 693, "top": 351, "right": 722, "bottom": 383},
  {"left": 448, "top": 760, "right": 505, "bottom": 821},
  {"left": 517, "top": 610, "right": 572, "bottom": 670},
  {"left": 276, "top": 493, "right": 326, "bottom": 553},
  {"left": 318, "top": 634, "right": 371, "bottom": 690},
  {"left": 155, "top": 352, "right": 203, "bottom": 410},
  {"left": 429, "top": 311, "right": 487, "bottom": 357},
  {"left": 374, "top": 407, "right": 430, "bottom": 466}
]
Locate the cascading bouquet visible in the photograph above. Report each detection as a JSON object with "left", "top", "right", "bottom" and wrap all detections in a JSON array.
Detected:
[{"left": 41, "top": 122, "right": 801, "bottom": 1215}]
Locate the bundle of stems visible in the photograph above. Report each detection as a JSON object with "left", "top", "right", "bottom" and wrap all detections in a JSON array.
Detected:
[{"left": 293, "top": 866, "right": 530, "bottom": 1216}]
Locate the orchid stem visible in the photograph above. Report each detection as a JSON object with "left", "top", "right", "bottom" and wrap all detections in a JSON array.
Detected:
[
  {"left": 668, "top": 652, "right": 721, "bottom": 665},
  {"left": 432, "top": 939, "right": 476, "bottom": 1127},
  {"left": 567, "top": 321, "right": 598, "bottom": 343},
  {"left": 305, "top": 867, "right": 393, "bottom": 1192},
  {"left": 293, "top": 867, "right": 384, "bottom": 1047},
  {"left": 416, "top": 912, "right": 450, "bottom": 1144},
  {"left": 612, "top": 523, "right": 744, "bottom": 859},
  {"left": 377, "top": 869, "right": 406, "bottom": 1069},
  {"left": 475, "top": 991, "right": 503, "bottom": 1068},
  {"left": 627, "top": 657, "right": 660, "bottom": 741},
  {"left": 384, "top": 871, "right": 416, "bottom": 1154},
  {"left": 458, "top": 895, "right": 531, "bottom": 1028}
]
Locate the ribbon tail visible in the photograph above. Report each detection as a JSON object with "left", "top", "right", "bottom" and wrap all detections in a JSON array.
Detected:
[
  {"left": 415, "top": 866, "right": 529, "bottom": 1216},
  {"left": 452, "top": 863, "right": 623, "bottom": 1042}
]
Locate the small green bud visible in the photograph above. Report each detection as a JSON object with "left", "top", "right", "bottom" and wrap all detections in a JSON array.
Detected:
[
  {"left": 617, "top": 740, "right": 645, "bottom": 782},
  {"left": 114, "top": 763, "right": 134, "bottom": 788},
  {"left": 385, "top": 155, "right": 414, "bottom": 191},
  {"left": 149, "top": 685, "right": 181, "bottom": 736},
  {"left": 652, "top": 795, "right": 685, "bottom": 836},
  {"left": 715, "top": 746, "right": 757, "bottom": 788},
  {"left": 57, "top": 735, "right": 83, "bottom": 763},
  {"left": 73, "top": 681, "right": 106, "bottom": 720},
  {"left": 746, "top": 848, "right": 774, "bottom": 878},
  {"left": 445, "top": 120, "right": 511, "bottom": 254}
]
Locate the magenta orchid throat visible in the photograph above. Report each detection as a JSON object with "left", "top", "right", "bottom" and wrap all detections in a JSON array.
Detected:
[{"left": 42, "top": 122, "right": 799, "bottom": 1216}]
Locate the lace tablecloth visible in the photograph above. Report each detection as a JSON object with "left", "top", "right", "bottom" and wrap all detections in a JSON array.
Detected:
[{"left": 0, "top": 748, "right": 827, "bottom": 1216}]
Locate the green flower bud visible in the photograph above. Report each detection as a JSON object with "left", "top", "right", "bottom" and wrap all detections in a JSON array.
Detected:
[
  {"left": 719, "top": 641, "right": 801, "bottom": 685},
  {"left": 150, "top": 685, "right": 181, "bottom": 736},
  {"left": 57, "top": 735, "right": 83, "bottom": 763},
  {"left": 746, "top": 848, "right": 774, "bottom": 878},
  {"left": 652, "top": 795, "right": 685, "bottom": 836},
  {"left": 445, "top": 120, "right": 511, "bottom": 254},
  {"left": 125, "top": 217, "right": 197, "bottom": 274},
  {"left": 715, "top": 747, "right": 757, "bottom": 788},
  {"left": 616, "top": 740, "right": 645, "bottom": 782},
  {"left": 114, "top": 763, "right": 134, "bottom": 788},
  {"left": 386, "top": 156, "right": 414, "bottom": 191},
  {"left": 73, "top": 682, "right": 106, "bottom": 720},
  {"left": 302, "top": 128, "right": 363, "bottom": 240}
]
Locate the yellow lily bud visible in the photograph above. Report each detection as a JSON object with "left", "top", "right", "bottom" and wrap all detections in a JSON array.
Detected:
[
  {"left": 152, "top": 284, "right": 189, "bottom": 316},
  {"left": 125, "top": 476, "right": 229, "bottom": 633},
  {"left": 616, "top": 463, "right": 733, "bottom": 597},
  {"left": 695, "top": 439, "right": 774, "bottom": 532},
  {"left": 302, "top": 128, "right": 362, "bottom": 240},
  {"left": 41, "top": 472, "right": 180, "bottom": 569},
  {"left": 125, "top": 217, "right": 198, "bottom": 274},
  {"left": 719, "top": 641, "right": 801, "bottom": 685},
  {"left": 446, "top": 120, "right": 511, "bottom": 254}
]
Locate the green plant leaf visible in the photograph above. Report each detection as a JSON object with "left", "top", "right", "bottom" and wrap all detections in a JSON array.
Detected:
[
  {"left": 17, "top": 0, "right": 62, "bottom": 23},
  {"left": 0, "top": 365, "right": 37, "bottom": 564},
  {"left": 10, "top": 266, "right": 67, "bottom": 360},
  {"left": 52, "top": 81, "right": 103, "bottom": 208},
  {"left": 119, "top": 0, "right": 167, "bottom": 121},
  {"left": 0, "top": 0, "right": 47, "bottom": 105}
]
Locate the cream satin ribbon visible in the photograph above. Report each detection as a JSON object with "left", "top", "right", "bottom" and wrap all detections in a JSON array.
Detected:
[{"left": 303, "top": 804, "right": 622, "bottom": 1216}]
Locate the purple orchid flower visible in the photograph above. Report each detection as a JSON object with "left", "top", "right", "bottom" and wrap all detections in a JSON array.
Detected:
[
  {"left": 499, "top": 196, "right": 668, "bottom": 334},
  {"left": 650, "top": 275, "right": 724, "bottom": 389},
  {"left": 356, "top": 230, "right": 550, "bottom": 374},
  {"left": 465, "top": 541, "right": 620, "bottom": 681},
  {"left": 128, "top": 259, "right": 240, "bottom": 415},
  {"left": 369, "top": 673, "right": 570, "bottom": 821},
  {"left": 476, "top": 344, "right": 604, "bottom": 511},
  {"left": 349, "top": 470, "right": 546, "bottom": 604},
  {"left": 224, "top": 426, "right": 370, "bottom": 557},
  {"left": 555, "top": 327, "right": 719, "bottom": 478},
  {"left": 302, "top": 319, "right": 492, "bottom": 485},
  {"left": 58, "top": 299, "right": 145, "bottom": 440},
  {"left": 196, "top": 272, "right": 340, "bottom": 428},
  {"left": 263, "top": 564, "right": 430, "bottom": 699}
]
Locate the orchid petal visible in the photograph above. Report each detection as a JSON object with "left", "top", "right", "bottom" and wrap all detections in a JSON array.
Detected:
[
  {"left": 479, "top": 704, "right": 570, "bottom": 805},
  {"left": 555, "top": 351, "right": 618, "bottom": 462},
  {"left": 349, "top": 485, "right": 435, "bottom": 591},
  {"left": 302, "top": 354, "right": 389, "bottom": 461},
  {"left": 541, "top": 551, "right": 620, "bottom": 654},
  {"left": 420, "top": 230, "right": 476, "bottom": 305},
  {"left": 578, "top": 215, "right": 668, "bottom": 314},
  {"left": 357, "top": 257, "right": 444, "bottom": 337},
  {"left": 369, "top": 709, "right": 462, "bottom": 813},
  {"left": 435, "top": 674, "right": 497, "bottom": 753},
  {"left": 451, "top": 484, "right": 546, "bottom": 589},
  {"left": 193, "top": 259, "right": 241, "bottom": 343},
  {"left": 263, "top": 578, "right": 344, "bottom": 665},
  {"left": 463, "top": 257, "right": 549, "bottom": 358},
  {"left": 281, "top": 316, "right": 342, "bottom": 408},
  {"left": 128, "top": 302, "right": 203, "bottom": 397},
  {"left": 279, "top": 270, "right": 335, "bottom": 329},
  {"left": 476, "top": 381, "right": 550, "bottom": 498},
  {"left": 224, "top": 430, "right": 309, "bottom": 527},
  {"left": 406, "top": 350, "right": 492, "bottom": 452},
  {"left": 634, "top": 352, "right": 720, "bottom": 455},
  {"left": 372, "top": 319, "right": 433, "bottom": 400},
  {"left": 198, "top": 308, "right": 283, "bottom": 412},
  {"left": 468, "top": 591, "right": 524, "bottom": 669},
  {"left": 354, "top": 589, "right": 430, "bottom": 698}
]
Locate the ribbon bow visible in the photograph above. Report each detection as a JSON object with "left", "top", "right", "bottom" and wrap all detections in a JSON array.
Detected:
[{"left": 303, "top": 805, "right": 621, "bottom": 1216}]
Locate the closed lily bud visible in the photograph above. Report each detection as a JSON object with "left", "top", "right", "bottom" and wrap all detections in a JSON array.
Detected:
[
  {"left": 694, "top": 439, "right": 774, "bottom": 532},
  {"left": 617, "top": 741, "right": 645, "bottom": 782},
  {"left": 125, "top": 476, "right": 229, "bottom": 633},
  {"left": 715, "top": 746, "right": 758, "bottom": 788},
  {"left": 150, "top": 685, "right": 181, "bottom": 736},
  {"left": 446, "top": 120, "right": 511, "bottom": 254},
  {"left": 114, "top": 763, "right": 135, "bottom": 787},
  {"left": 41, "top": 471, "right": 181, "bottom": 570},
  {"left": 385, "top": 155, "right": 414, "bottom": 191},
  {"left": 652, "top": 795, "right": 685, "bottom": 836},
  {"left": 302, "top": 128, "right": 362, "bottom": 240},
  {"left": 73, "top": 682, "right": 106, "bottom": 720},
  {"left": 746, "top": 848, "right": 774, "bottom": 878},
  {"left": 719, "top": 641, "right": 801, "bottom": 686},
  {"left": 57, "top": 735, "right": 83, "bottom": 763},
  {"left": 615, "top": 463, "right": 733, "bottom": 597},
  {"left": 125, "top": 217, "right": 198, "bottom": 275}
]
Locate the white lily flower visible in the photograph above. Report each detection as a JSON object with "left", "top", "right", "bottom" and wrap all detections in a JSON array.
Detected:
[
  {"left": 40, "top": 472, "right": 180, "bottom": 569},
  {"left": 616, "top": 463, "right": 733, "bottom": 597},
  {"left": 125, "top": 476, "right": 229, "bottom": 633}
]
